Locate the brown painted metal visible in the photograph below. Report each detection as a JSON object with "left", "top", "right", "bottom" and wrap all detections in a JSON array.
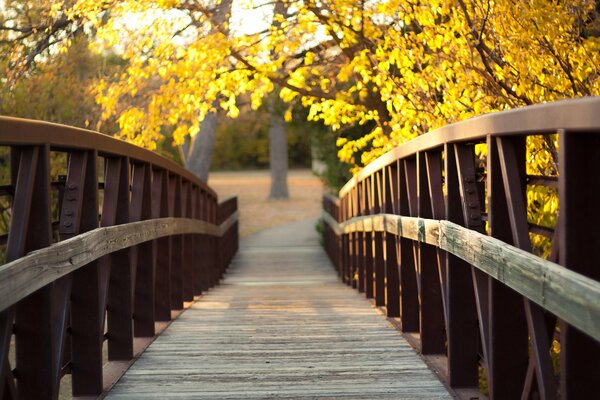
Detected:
[
  {"left": 182, "top": 181, "right": 195, "bottom": 301},
  {"left": 416, "top": 152, "right": 445, "bottom": 355},
  {"left": 487, "top": 137, "right": 530, "bottom": 399},
  {"left": 558, "top": 131, "right": 600, "bottom": 399},
  {"left": 384, "top": 164, "right": 400, "bottom": 318},
  {"left": 169, "top": 175, "right": 184, "bottom": 310},
  {"left": 496, "top": 136, "right": 556, "bottom": 399},
  {"left": 152, "top": 168, "right": 172, "bottom": 322},
  {"left": 373, "top": 172, "right": 385, "bottom": 307},
  {"left": 62, "top": 150, "right": 104, "bottom": 396},
  {"left": 444, "top": 144, "right": 478, "bottom": 387},
  {"left": 130, "top": 162, "right": 155, "bottom": 337},
  {"left": 397, "top": 160, "right": 419, "bottom": 332},
  {"left": 104, "top": 157, "right": 133, "bottom": 361},
  {"left": 10, "top": 146, "right": 58, "bottom": 399}
]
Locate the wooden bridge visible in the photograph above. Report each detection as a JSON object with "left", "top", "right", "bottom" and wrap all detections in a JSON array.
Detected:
[{"left": 0, "top": 97, "right": 599, "bottom": 400}]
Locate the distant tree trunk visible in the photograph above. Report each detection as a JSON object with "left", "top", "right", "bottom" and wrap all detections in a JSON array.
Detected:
[
  {"left": 180, "top": 0, "right": 232, "bottom": 182},
  {"left": 269, "top": 99, "right": 289, "bottom": 199},
  {"left": 181, "top": 111, "right": 217, "bottom": 182}
]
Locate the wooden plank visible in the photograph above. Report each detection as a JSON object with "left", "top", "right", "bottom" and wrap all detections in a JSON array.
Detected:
[
  {"left": 0, "top": 212, "right": 239, "bottom": 312},
  {"left": 105, "top": 220, "right": 452, "bottom": 399},
  {"left": 322, "top": 212, "right": 600, "bottom": 342}
]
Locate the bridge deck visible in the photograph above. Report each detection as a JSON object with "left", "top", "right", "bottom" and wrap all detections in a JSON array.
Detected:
[{"left": 106, "top": 220, "right": 451, "bottom": 399}]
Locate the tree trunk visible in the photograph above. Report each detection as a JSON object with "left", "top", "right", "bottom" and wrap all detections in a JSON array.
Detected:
[
  {"left": 182, "top": 111, "right": 217, "bottom": 182},
  {"left": 179, "top": 0, "right": 232, "bottom": 182},
  {"left": 268, "top": 100, "right": 289, "bottom": 199}
]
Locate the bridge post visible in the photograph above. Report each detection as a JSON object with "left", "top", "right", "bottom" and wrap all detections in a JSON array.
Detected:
[
  {"left": 169, "top": 175, "right": 184, "bottom": 309},
  {"left": 364, "top": 178, "right": 374, "bottom": 298},
  {"left": 383, "top": 163, "right": 400, "bottom": 318},
  {"left": 182, "top": 181, "right": 195, "bottom": 301},
  {"left": 486, "top": 137, "right": 530, "bottom": 399},
  {"left": 398, "top": 160, "right": 419, "bottom": 332},
  {"left": 559, "top": 131, "right": 600, "bottom": 399},
  {"left": 152, "top": 168, "right": 172, "bottom": 322},
  {"left": 131, "top": 162, "right": 156, "bottom": 337},
  {"left": 105, "top": 156, "right": 134, "bottom": 360},
  {"left": 65, "top": 150, "right": 106, "bottom": 396},
  {"left": 7, "top": 145, "right": 60, "bottom": 399},
  {"left": 373, "top": 172, "right": 386, "bottom": 307},
  {"left": 416, "top": 152, "right": 445, "bottom": 354}
]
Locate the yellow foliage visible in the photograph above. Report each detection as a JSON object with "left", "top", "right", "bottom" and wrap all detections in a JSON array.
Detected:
[{"left": 51, "top": 0, "right": 600, "bottom": 168}]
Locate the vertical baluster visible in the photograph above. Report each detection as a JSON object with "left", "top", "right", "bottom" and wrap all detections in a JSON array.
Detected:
[
  {"left": 9, "top": 145, "right": 60, "bottom": 399},
  {"left": 348, "top": 185, "right": 358, "bottom": 289},
  {"left": 417, "top": 152, "right": 445, "bottom": 354},
  {"left": 182, "top": 181, "right": 194, "bottom": 301},
  {"left": 404, "top": 158, "right": 422, "bottom": 336},
  {"left": 384, "top": 164, "right": 400, "bottom": 317},
  {"left": 397, "top": 160, "right": 419, "bottom": 332},
  {"left": 373, "top": 172, "right": 385, "bottom": 307},
  {"left": 558, "top": 131, "right": 600, "bottom": 399},
  {"left": 486, "top": 137, "right": 529, "bottom": 399},
  {"left": 152, "top": 168, "right": 171, "bottom": 322},
  {"left": 356, "top": 183, "right": 365, "bottom": 293},
  {"left": 364, "top": 177, "right": 374, "bottom": 299},
  {"left": 496, "top": 136, "right": 556, "bottom": 399},
  {"left": 105, "top": 157, "right": 133, "bottom": 360},
  {"left": 198, "top": 190, "right": 210, "bottom": 292},
  {"left": 444, "top": 144, "right": 478, "bottom": 387},
  {"left": 192, "top": 186, "right": 204, "bottom": 296},
  {"left": 65, "top": 150, "right": 105, "bottom": 396},
  {"left": 169, "top": 175, "right": 184, "bottom": 309},
  {"left": 131, "top": 162, "right": 155, "bottom": 336}
]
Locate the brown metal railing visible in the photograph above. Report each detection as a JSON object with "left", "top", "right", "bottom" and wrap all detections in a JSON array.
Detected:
[
  {"left": 0, "top": 117, "right": 239, "bottom": 399},
  {"left": 322, "top": 97, "right": 600, "bottom": 400}
]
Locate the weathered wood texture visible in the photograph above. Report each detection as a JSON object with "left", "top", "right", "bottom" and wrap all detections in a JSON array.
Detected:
[
  {"left": 106, "top": 220, "right": 451, "bottom": 399},
  {"left": 0, "top": 212, "right": 238, "bottom": 313},
  {"left": 322, "top": 212, "right": 600, "bottom": 343}
]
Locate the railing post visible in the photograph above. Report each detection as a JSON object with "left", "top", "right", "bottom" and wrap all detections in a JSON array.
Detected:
[
  {"left": 364, "top": 178, "right": 374, "bottom": 298},
  {"left": 182, "top": 181, "right": 194, "bottom": 302},
  {"left": 8, "top": 145, "right": 60, "bottom": 399},
  {"left": 416, "top": 151, "right": 445, "bottom": 354},
  {"left": 486, "top": 138, "right": 529, "bottom": 398},
  {"left": 169, "top": 175, "right": 184, "bottom": 309},
  {"left": 384, "top": 164, "right": 400, "bottom": 317},
  {"left": 444, "top": 144, "right": 478, "bottom": 387},
  {"left": 152, "top": 168, "right": 171, "bottom": 322},
  {"left": 401, "top": 158, "right": 420, "bottom": 332},
  {"left": 373, "top": 172, "right": 385, "bottom": 307},
  {"left": 559, "top": 131, "right": 600, "bottom": 399},
  {"left": 192, "top": 186, "right": 203, "bottom": 296},
  {"left": 64, "top": 150, "right": 105, "bottom": 396},
  {"left": 131, "top": 162, "right": 155, "bottom": 336},
  {"left": 105, "top": 156, "right": 133, "bottom": 361}
]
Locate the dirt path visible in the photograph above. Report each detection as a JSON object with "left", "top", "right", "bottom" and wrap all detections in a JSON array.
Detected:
[{"left": 208, "top": 169, "right": 325, "bottom": 237}]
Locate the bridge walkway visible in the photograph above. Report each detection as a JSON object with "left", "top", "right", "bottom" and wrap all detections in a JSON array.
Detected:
[{"left": 105, "top": 219, "right": 452, "bottom": 399}]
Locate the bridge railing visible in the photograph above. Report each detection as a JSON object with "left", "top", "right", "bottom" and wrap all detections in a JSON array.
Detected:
[
  {"left": 322, "top": 97, "right": 600, "bottom": 400},
  {"left": 0, "top": 117, "right": 239, "bottom": 399}
]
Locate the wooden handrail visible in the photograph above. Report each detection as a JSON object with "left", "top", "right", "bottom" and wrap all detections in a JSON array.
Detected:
[
  {"left": 0, "top": 213, "right": 238, "bottom": 313},
  {"left": 323, "top": 97, "right": 600, "bottom": 399},
  {"left": 321, "top": 211, "right": 600, "bottom": 342}
]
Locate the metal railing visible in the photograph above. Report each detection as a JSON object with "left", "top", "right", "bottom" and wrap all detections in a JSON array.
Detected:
[
  {"left": 0, "top": 117, "right": 239, "bottom": 399},
  {"left": 322, "top": 97, "right": 600, "bottom": 400}
]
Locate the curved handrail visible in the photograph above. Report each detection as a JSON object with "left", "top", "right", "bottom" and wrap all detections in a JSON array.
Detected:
[
  {"left": 0, "top": 116, "right": 216, "bottom": 198},
  {"left": 340, "top": 96, "right": 600, "bottom": 196},
  {"left": 321, "top": 211, "right": 600, "bottom": 342}
]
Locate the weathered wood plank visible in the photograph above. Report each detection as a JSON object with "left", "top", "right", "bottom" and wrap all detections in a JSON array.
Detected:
[
  {"left": 0, "top": 212, "right": 238, "bottom": 312},
  {"left": 105, "top": 219, "right": 451, "bottom": 399},
  {"left": 323, "top": 212, "right": 600, "bottom": 342}
]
